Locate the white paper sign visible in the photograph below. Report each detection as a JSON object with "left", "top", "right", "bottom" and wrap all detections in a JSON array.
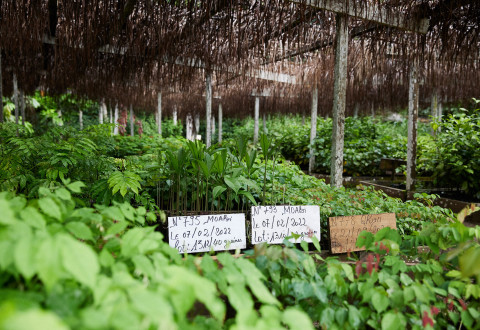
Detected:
[
  {"left": 168, "top": 214, "right": 246, "bottom": 253},
  {"left": 251, "top": 205, "right": 321, "bottom": 244}
]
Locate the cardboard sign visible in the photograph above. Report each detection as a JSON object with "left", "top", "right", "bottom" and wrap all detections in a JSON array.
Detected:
[
  {"left": 329, "top": 213, "right": 396, "bottom": 254},
  {"left": 251, "top": 205, "right": 321, "bottom": 244},
  {"left": 168, "top": 214, "right": 246, "bottom": 253}
]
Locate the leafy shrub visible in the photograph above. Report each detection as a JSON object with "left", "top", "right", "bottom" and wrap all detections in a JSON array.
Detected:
[{"left": 420, "top": 107, "right": 480, "bottom": 198}]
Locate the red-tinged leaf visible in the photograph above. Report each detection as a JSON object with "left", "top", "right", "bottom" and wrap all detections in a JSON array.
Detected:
[
  {"left": 422, "top": 311, "right": 434, "bottom": 328},
  {"left": 458, "top": 299, "right": 467, "bottom": 311},
  {"left": 355, "top": 260, "right": 363, "bottom": 277},
  {"left": 448, "top": 301, "right": 454, "bottom": 311},
  {"left": 366, "top": 254, "right": 374, "bottom": 275},
  {"left": 375, "top": 253, "right": 380, "bottom": 272},
  {"left": 431, "top": 306, "right": 440, "bottom": 316}
]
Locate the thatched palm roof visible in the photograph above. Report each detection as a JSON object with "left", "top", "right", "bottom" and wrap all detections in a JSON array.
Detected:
[{"left": 1, "top": 0, "right": 479, "bottom": 117}]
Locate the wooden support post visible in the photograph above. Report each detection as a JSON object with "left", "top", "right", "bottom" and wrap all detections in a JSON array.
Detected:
[
  {"left": 99, "top": 101, "right": 104, "bottom": 124},
  {"left": 353, "top": 103, "right": 359, "bottom": 118},
  {"left": 157, "top": 92, "right": 162, "bottom": 136},
  {"left": 173, "top": 105, "right": 177, "bottom": 126},
  {"left": 254, "top": 96, "right": 260, "bottom": 143},
  {"left": 130, "top": 104, "right": 134, "bottom": 137},
  {"left": 431, "top": 89, "right": 438, "bottom": 135},
  {"left": 437, "top": 99, "right": 443, "bottom": 133},
  {"left": 20, "top": 90, "right": 25, "bottom": 126},
  {"left": 218, "top": 103, "right": 223, "bottom": 143},
  {"left": 104, "top": 102, "right": 108, "bottom": 123},
  {"left": 330, "top": 14, "right": 349, "bottom": 188},
  {"left": 211, "top": 114, "right": 216, "bottom": 142},
  {"left": 309, "top": 87, "right": 318, "bottom": 174},
  {"left": 109, "top": 104, "right": 113, "bottom": 124},
  {"left": 206, "top": 73, "right": 212, "bottom": 147},
  {"left": 195, "top": 114, "right": 200, "bottom": 137},
  {"left": 263, "top": 113, "right": 267, "bottom": 133},
  {"left": 13, "top": 74, "right": 19, "bottom": 135},
  {"left": 113, "top": 104, "right": 119, "bottom": 135},
  {"left": 79, "top": 110, "right": 83, "bottom": 130},
  {"left": 407, "top": 62, "right": 419, "bottom": 192},
  {"left": 186, "top": 114, "right": 194, "bottom": 141},
  {"left": 57, "top": 109, "right": 63, "bottom": 126},
  {"left": 0, "top": 50, "right": 3, "bottom": 123}
]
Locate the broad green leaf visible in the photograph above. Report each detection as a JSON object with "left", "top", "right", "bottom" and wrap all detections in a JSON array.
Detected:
[
  {"left": 372, "top": 290, "right": 389, "bottom": 313},
  {"left": 282, "top": 308, "right": 314, "bottom": 330},
  {"left": 36, "top": 236, "right": 63, "bottom": 290},
  {"left": 59, "top": 234, "right": 99, "bottom": 289},
  {"left": 121, "top": 227, "right": 145, "bottom": 257},
  {"left": 66, "top": 222, "right": 94, "bottom": 241},
  {"left": 20, "top": 207, "right": 46, "bottom": 230},
  {"left": 66, "top": 181, "right": 85, "bottom": 193},
  {"left": 342, "top": 263, "right": 354, "bottom": 282},
  {"left": 107, "top": 221, "right": 128, "bottom": 236},
  {"left": 459, "top": 246, "right": 480, "bottom": 278},
  {"left": 212, "top": 186, "right": 227, "bottom": 199},
  {"left": 238, "top": 190, "right": 258, "bottom": 206},
  {"left": 14, "top": 237, "right": 36, "bottom": 280},
  {"left": 99, "top": 248, "right": 115, "bottom": 268},
  {"left": 55, "top": 188, "right": 71, "bottom": 201},
  {"left": 0, "top": 199, "right": 15, "bottom": 225},
  {"left": 38, "top": 198, "right": 62, "bottom": 221},
  {"left": 1, "top": 308, "right": 69, "bottom": 330},
  {"left": 381, "top": 311, "right": 406, "bottom": 330},
  {"left": 226, "top": 283, "right": 253, "bottom": 312},
  {"left": 224, "top": 176, "right": 241, "bottom": 194},
  {"left": 101, "top": 206, "right": 125, "bottom": 222},
  {"left": 348, "top": 306, "right": 362, "bottom": 328},
  {"left": 128, "top": 288, "right": 173, "bottom": 320},
  {"left": 399, "top": 273, "right": 413, "bottom": 286}
]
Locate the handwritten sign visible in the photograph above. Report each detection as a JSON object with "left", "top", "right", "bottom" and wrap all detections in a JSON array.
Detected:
[
  {"left": 168, "top": 214, "right": 246, "bottom": 253},
  {"left": 251, "top": 205, "right": 321, "bottom": 244},
  {"left": 329, "top": 213, "right": 396, "bottom": 254}
]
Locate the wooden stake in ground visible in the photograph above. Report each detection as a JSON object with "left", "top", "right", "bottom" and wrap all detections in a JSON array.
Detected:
[
  {"left": 407, "top": 62, "right": 419, "bottom": 192},
  {"left": 309, "top": 87, "right": 318, "bottom": 174},
  {"left": 157, "top": 92, "right": 162, "bottom": 136},
  {"left": 254, "top": 96, "right": 260, "bottom": 144},
  {"left": 218, "top": 103, "right": 223, "bottom": 143},
  {"left": 330, "top": 14, "right": 349, "bottom": 188},
  {"left": 205, "top": 73, "right": 212, "bottom": 147},
  {"left": 130, "top": 104, "right": 134, "bottom": 137}
]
